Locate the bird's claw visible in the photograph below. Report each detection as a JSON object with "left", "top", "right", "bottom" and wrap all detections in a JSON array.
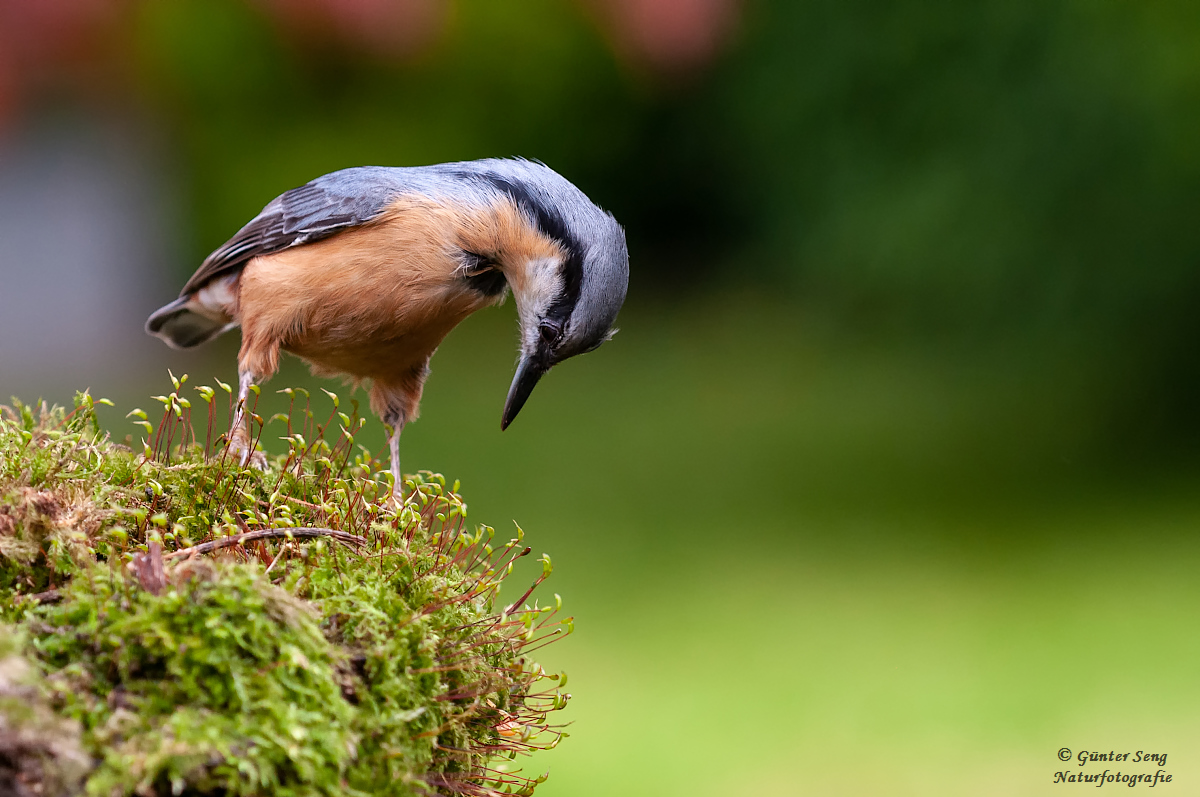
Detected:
[
  {"left": 229, "top": 438, "right": 268, "bottom": 471},
  {"left": 387, "top": 488, "right": 409, "bottom": 510},
  {"left": 387, "top": 478, "right": 416, "bottom": 511}
]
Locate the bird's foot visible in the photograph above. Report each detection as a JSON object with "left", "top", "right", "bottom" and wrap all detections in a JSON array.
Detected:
[
  {"left": 386, "top": 477, "right": 415, "bottom": 510},
  {"left": 387, "top": 487, "right": 408, "bottom": 510},
  {"left": 228, "top": 437, "right": 268, "bottom": 471}
]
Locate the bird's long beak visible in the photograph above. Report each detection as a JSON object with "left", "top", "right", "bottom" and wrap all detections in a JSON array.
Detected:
[{"left": 502, "top": 354, "right": 548, "bottom": 430}]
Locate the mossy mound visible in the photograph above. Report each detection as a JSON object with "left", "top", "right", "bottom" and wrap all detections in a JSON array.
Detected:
[{"left": 0, "top": 385, "right": 570, "bottom": 797}]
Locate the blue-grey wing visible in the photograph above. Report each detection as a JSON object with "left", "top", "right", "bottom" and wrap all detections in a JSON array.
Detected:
[{"left": 179, "top": 167, "right": 409, "bottom": 296}]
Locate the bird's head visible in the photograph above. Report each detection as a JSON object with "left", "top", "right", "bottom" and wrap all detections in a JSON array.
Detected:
[{"left": 488, "top": 168, "right": 629, "bottom": 430}]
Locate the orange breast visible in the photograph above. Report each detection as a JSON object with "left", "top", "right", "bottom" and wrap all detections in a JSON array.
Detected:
[{"left": 236, "top": 195, "right": 503, "bottom": 384}]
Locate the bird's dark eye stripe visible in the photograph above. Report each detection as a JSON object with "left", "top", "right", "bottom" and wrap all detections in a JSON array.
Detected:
[{"left": 480, "top": 174, "right": 585, "bottom": 323}]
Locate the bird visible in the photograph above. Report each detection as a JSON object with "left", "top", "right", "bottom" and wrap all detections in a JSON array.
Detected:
[{"left": 145, "top": 158, "right": 628, "bottom": 500}]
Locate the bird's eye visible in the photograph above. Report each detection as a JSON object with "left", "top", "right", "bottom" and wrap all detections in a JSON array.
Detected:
[{"left": 538, "top": 320, "right": 564, "bottom": 346}]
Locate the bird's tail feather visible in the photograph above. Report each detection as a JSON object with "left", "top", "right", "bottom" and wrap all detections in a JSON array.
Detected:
[{"left": 145, "top": 298, "right": 236, "bottom": 349}]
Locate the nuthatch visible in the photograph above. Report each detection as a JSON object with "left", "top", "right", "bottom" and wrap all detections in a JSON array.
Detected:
[{"left": 146, "top": 159, "right": 628, "bottom": 498}]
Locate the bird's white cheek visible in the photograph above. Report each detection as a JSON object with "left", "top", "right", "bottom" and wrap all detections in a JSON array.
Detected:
[{"left": 511, "top": 257, "right": 561, "bottom": 324}]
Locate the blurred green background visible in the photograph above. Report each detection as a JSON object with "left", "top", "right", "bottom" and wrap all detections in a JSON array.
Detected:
[{"left": 2, "top": 1, "right": 1200, "bottom": 794}]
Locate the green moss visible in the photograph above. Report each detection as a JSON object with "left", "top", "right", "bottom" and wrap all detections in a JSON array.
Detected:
[
  {"left": 0, "top": 626, "right": 90, "bottom": 797},
  {"left": 0, "top": 385, "right": 571, "bottom": 796}
]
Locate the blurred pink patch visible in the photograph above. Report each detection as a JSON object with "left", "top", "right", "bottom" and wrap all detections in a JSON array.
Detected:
[
  {"left": 255, "top": 0, "right": 447, "bottom": 57},
  {"left": 0, "top": 0, "right": 129, "bottom": 128},
  {"left": 590, "top": 0, "right": 742, "bottom": 77}
]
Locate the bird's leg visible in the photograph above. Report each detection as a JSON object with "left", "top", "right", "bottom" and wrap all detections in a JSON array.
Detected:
[
  {"left": 229, "top": 369, "right": 267, "bottom": 470},
  {"left": 384, "top": 410, "right": 407, "bottom": 504},
  {"left": 372, "top": 371, "right": 424, "bottom": 506}
]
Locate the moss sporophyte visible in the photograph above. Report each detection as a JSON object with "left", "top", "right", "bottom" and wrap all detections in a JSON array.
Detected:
[{"left": 0, "top": 379, "right": 572, "bottom": 797}]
